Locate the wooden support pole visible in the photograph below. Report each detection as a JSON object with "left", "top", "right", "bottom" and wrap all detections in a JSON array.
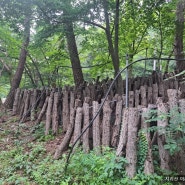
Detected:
[
  {"left": 73, "top": 102, "right": 83, "bottom": 146},
  {"left": 125, "top": 108, "right": 139, "bottom": 178},
  {"left": 102, "top": 99, "right": 112, "bottom": 147},
  {"left": 116, "top": 108, "right": 129, "bottom": 156},
  {"left": 62, "top": 88, "right": 70, "bottom": 132},
  {"left": 141, "top": 107, "right": 154, "bottom": 175},
  {"left": 35, "top": 96, "right": 49, "bottom": 125},
  {"left": 129, "top": 91, "right": 134, "bottom": 107},
  {"left": 140, "top": 86, "right": 147, "bottom": 107},
  {"left": 12, "top": 88, "right": 21, "bottom": 115},
  {"left": 167, "top": 89, "right": 178, "bottom": 110},
  {"left": 157, "top": 97, "right": 170, "bottom": 170},
  {"left": 134, "top": 90, "right": 140, "bottom": 107},
  {"left": 82, "top": 97, "right": 90, "bottom": 153},
  {"left": 147, "top": 86, "right": 153, "bottom": 104},
  {"left": 152, "top": 83, "right": 158, "bottom": 104},
  {"left": 45, "top": 91, "right": 54, "bottom": 135},
  {"left": 92, "top": 101, "right": 101, "bottom": 152},
  {"left": 52, "top": 92, "right": 59, "bottom": 135},
  {"left": 111, "top": 96, "right": 123, "bottom": 147},
  {"left": 19, "top": 90, "right": 27, "bottom": 118},
  {"left": 21, "top": 90, "right": 31, "bottom": 122},
  {"left": 54, "top": 103, "right": 76, "bottom": 159},
  {"left": 30, "top": 89, "right": 39, "bottom": 121}
]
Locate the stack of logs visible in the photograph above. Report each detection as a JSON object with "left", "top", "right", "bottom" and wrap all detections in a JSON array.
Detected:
[{"left": 11, "top": 72, "right": 185, "bottom": 177}]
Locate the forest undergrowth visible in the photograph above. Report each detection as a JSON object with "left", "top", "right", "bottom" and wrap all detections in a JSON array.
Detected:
[{"left": 0, "top": 109, "right": 181, "bottom": 185}]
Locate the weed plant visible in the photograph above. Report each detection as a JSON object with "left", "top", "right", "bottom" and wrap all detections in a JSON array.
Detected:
[{"left": 0, "top": 143, "right": 176, "bottom": 185}]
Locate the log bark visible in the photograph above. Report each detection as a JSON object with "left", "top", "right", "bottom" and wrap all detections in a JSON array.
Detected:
[
  {"left": 92, "top": 101, "right": 101, "bottom": 152},
  {"left": 129, "top": 91, "right": 134, "bottom": 107},
  {"left": 157, "top": 98, "right": 170, "bottom": 170},
  {"left": 177, "top": 99, "right": 185, "bottom": 175},
  {"left": 62, "top": 89, "right": 70, "bottom": 132},
  {"left": 52, "top": 92, "right": 59, "bottom": 135},
  {"left": 82, "top": 97, "right": 90, "bottom": 153},
  {"left": 116, "top": 108, "right": 129, "bottom": 156},
  {"left": 140, "top": 86, "right": 147, "bottom": 107},
  {"left": 147, "top": 86, "right": 153, "bottom": 104},
  {"left": 54, "top": 103, "right": 76, "bottom": 159},
  {"left": 126, "top": 108, "right": 139, "bottom": 178},
  {"left": 152, "top": 83, "right": 158, "bottom": 104},
  {"left": 73, "top": 106, "right": 83, "bottom": 146},
  {"left": 21, "top": 90, "right": 31, "bottom": 122},
  {"left": 12, "top": 88, "right": 21, "bottom": 115},
  {"left": 141, "top": 107, "right": 154, "bottom": 175},
  {"left": 30, "top": 89, "right": 39, "bottom": 121},
  {"left": 134, "top": 90, "right": 140, "bottom": 107},
  {"left": 45, "top": 91, "right": 54, "bottom": 135},
  {"left": 102, "top": 99, "right": 112, "bottom": 147},
  {"left": 167, "top": 89, "right": 178, "bottom": 110},
  {"left": 35, "top": 96, "right": 49, "bottom": 124},
  {"left": 19, "top": 90, "right": 27, "bottom": 118},
  {"left": 111, "top": 96, "right": 123, "bottom": 147}
]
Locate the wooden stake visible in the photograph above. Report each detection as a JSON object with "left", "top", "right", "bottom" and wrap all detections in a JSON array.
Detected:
[
  {"left": 141, "top": 107, "right": 154, "bottom": 175},
  {"left": 82, "top": 97, "right": 90, "bottom": 153},
  {"left": 30, "top": 89, "right": 39, "bottom": 121},
  {"left": 52, "top": 92, "right": 59, "bottom": 135},
  {"left": 73, "top": 106, "right": 83, "bottom": 146},
  {"left": 102, "top": 99, "right": 112, "bottom": 147},
  {"left": 92, "top": 101, "right": 101, "bottom": 152},
  {"left": 157, "top": 97, "right": 170, "bottom": 170},
  {"left": 54, "top": 101, "right": 76, "bottom": 159},
  {"left": 12, "top": 88, "right": 21, "bottom": 115},
  {"left": 45, "top": 91, "right": 54, "bottom": 135},
  {"left": 111, "top": 96, "right": 123, "bottom": 147},
  {"left": 62, "top": 88, "right": 70, "bottom": 132},
  {"left": 126, "top": 108, "right": 139, "bottom": 178},
  {"left": 116, "top": 108, "right": 129, "bottom": 156},
  {"left": 21, "top": 90, "right": 31, "bottom": 122},
  {"left": 35, "top": 96, "right": 49, "bottom": 124}
]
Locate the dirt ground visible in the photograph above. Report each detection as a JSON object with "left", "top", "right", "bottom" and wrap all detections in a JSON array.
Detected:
[{"left": 0, "top": 107, "right": 65, "bottom": 155}]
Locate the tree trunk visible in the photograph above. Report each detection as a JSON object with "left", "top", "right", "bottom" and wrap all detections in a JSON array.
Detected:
[
  {"left": 175, "top": 0, "right": 185, "bottom": 73},
  {"left": 4, "top": 15, "right": 30, "bottom": 109},
  {"left": 102, "top": 0, "right": 123, "bottom": 95},
  {"left": 63, "top": 19, "right": 84, "bottom": 86}
]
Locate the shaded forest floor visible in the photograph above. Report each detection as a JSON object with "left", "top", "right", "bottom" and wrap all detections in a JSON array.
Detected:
[
  {"left": 0, "top": 109, "right": 64, "bottom": 154},
  {"left": 0, "top": 108, "right": 69, "bottom": 185},
  {"left": 0, "top": 108, "right": 183, "bottom": 185}
]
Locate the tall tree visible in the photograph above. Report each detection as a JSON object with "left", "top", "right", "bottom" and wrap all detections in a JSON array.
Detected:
[
  {"left": 36, "top": 0, "right": 84, "bottom": 86},
  {"left": 100, "top": 0, "right": 123, "bottom": 94},
  {"left": 174, "top": 0, "right": 185, "bottom": 73},
  {"left": 63, "top": 3, "right": 84, "bottom": 86},
  {"left": 0, "top": 0, "right": 32, "bottom": 108}
]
